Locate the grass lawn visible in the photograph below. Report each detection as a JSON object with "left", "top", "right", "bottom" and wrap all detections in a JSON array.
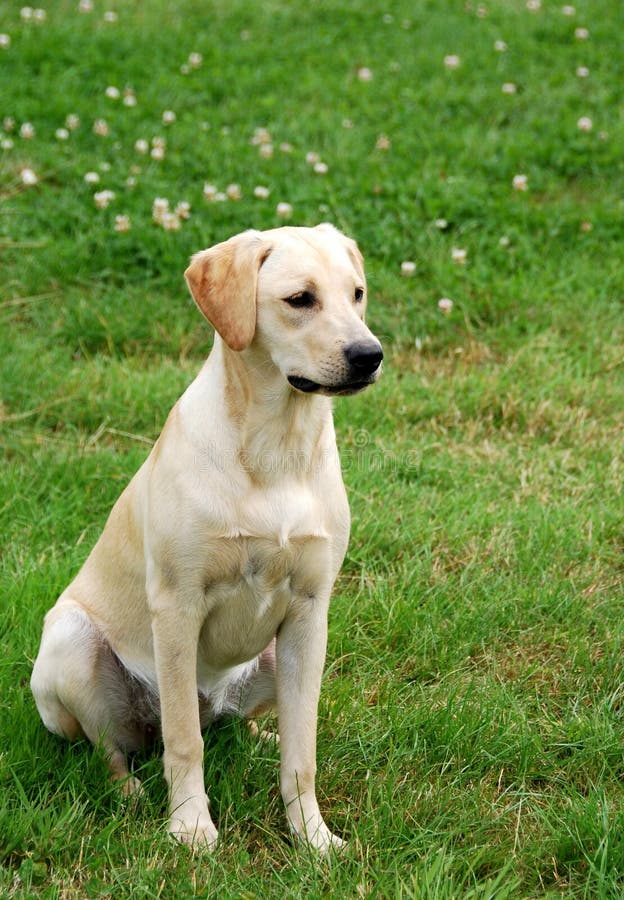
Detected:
[{"left": 1, "top": 0, "right": 624, "bottom": 895}]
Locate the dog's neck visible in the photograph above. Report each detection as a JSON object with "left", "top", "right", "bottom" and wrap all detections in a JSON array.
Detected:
[{"left": 210, "top": 338, "right": 335, "bottom": 482}]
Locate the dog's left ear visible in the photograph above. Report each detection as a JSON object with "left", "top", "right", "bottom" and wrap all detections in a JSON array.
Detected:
[
  {"left": 314, "top": 222, "right": 365, "bottom": 281},
  {"left": 185, "top": 230, "right": 270, "bottom": 351}
]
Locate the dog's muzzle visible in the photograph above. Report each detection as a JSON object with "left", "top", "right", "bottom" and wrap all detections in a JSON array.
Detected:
[{"left": 288, "top": 340, "right": 383, "bottom": 396}]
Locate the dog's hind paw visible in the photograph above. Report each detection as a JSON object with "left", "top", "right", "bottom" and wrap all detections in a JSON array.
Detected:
[
  {"left": 116, "top": 775, "right": 143, "bottom": 798},
  {"left": 247, "top": 719, "right": 280, "bottom": 743}
]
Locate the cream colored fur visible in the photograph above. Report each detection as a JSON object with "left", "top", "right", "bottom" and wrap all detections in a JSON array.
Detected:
[{"left": 31, "top": 224, "right": 382, "bottom": 853}]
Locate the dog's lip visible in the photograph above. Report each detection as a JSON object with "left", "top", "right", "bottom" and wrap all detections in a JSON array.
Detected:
[
  {"left": 287, "top": 375, "right": 321, "bottom": 393},
  {"left": 287, "top": 375, "right": 376, "bottom": 396}
]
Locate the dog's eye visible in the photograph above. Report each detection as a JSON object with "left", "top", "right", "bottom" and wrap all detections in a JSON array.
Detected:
[
  {"left": 354, "top": 288, "right": 364, "bottom": 303},
  {"left": 284, "top": 291, "right": 315, "bottom": 308}
]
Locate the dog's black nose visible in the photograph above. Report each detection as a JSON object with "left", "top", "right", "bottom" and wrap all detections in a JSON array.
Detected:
[{"left": 344, "top": 340, "right": 383, "bottom": 376}]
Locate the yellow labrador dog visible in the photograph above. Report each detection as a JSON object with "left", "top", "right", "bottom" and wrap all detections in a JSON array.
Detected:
[{"left": 31, "top": 224, "right": 382, "bottom": 852}]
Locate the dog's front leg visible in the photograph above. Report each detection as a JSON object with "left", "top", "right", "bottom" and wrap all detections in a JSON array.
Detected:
[
  {"left": 277, "top": 593, "right": 345, "bottom": 853},
  {"left": 149, "top": 593, "right": 217, "bottom": 848}
]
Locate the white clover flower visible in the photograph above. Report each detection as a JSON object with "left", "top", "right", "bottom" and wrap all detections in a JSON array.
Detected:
[
  {"left": 401, "top": 261, "right": 416, "bottom": 276},
  {"left": 152, "top": 197, "right": 169, "bottom": 220},
  {"left": 502, "top": 82, "right": 517, "bottom": 94},
  {"left": 443, "top": 54, "right": 460, "bottom": 69},
  {"left": 580, "top": 221, "right": 593, "bottom": 233},
  {"left": 189, "top": 52, "right": 202, "bottom": 67},
  {"left": 251, "top": 127, "right": 271, "bottom": 145},
  {"left": 114, "top": 214, "right": 131, "bottom": 232},
  {"left": 512, "top": 173, "right": 528, "bottom": 191},
  {"left": 574, "top": 26, "right": 589, "bottom": 39},
  {"left": 451, "top": 247, "right": 467, "bottom": 265},
  {"left": 279, "top": 142, "right": 293, "bottom": 153},
  {"left": 21, "top": 8, "right": 33, "bottom": 20},
  {"left": 526, "top": 0, "right": 541, "bottom": 10},
  {"left": 84, "top": 171, "right": 100, "bottom": 184},
  {"left": 20, "top": 167, "right": 37, "bottom": 185},
  {"left": 33, "top": 10, "right": 46, "bottom": 22},
  {"left": 342, "top": 118, "right": 354, "bottom": 129},
  {"left": 253, "top": 185, "right": 270, "bottom": 199},
  {"left": 103, "top": 11, "right": 118, "bottom": 22},
  {"left": 105, "top": 86, "right": 120, "bottom": 100},
  {"left": 162, "top": 212, "right": 181, "bottom": 231},
  {"left": 314, "top": 161, "right": 328, "bottom": 174},
  {"left": 562, "top": 5, "right": 575, "bottom": 15},
  {"left": 94, "top": 189, "right": 115, "bottom": 208},
  {"left": 123, "top": 90, "right": 137, "bottom": 107},
  {"left": 175, "top": 201, "right": 191, "bottom": 219},
  {"left": 499, "top": 235, "right": 511, "bottom": 247},
  {"left": 3, "top": 117, "right": 15, "bottom": 131},
  {"left": 1, "top": 138, "right": 14, "bottom": 150},
  {"left": 93, "top": 119, "right": 109, "bottom": 137},
  {"left": 576, "top": 66, "right": 589, "bottom": 78},
  {"left": 276, "top": 202, "right": 293, "bottom": 218},
  {"left": 65, "top": 114, "right": 80, "bottom": 130},
  {"left": 376, "top": 134, "right": 391, "bottom": 150},
  {"left": 305, "top": 151, "right": 320, "bottom": 166},
  {"left": 435, "top": 218, "right": 448, "bottom": 229},
  {"left": 180, "top": 64, "right": 190, "bottom": 74},
  {"left": 259, "top": 143, "right": 273, "bottom": 159},
  {"left": 162, "top": 110, "right": 176, "bottom": 125},
  {"left": 577, "top": 116, "right": 593, "bottom": 131},
  {"left": 151, "top": 136, "right": 166, "bottom": 149},
  {"left": 134, "top": 138, "right": 149, "bottom": 154},
  {"left": 150, "top": 145, "right": 165, "bottom": 160},
  {"left": 100, "top": 161, "right": 111, "bottom": 171},
  {"left": 226, "top": 183, "right": 242, "bottom": 200},
  {"left": 20, "top": 122, "right": 35, "bottom": 139},
  {"left": 55, "top": 127, "right": 70, "bottom": 140},
  {"left": 494, "top": 40, "right": 507, "bottom": 52},
  {"left": 203, "top": 183, "right": 218, "bottom": 201},
  {"left": 0, "top": 34, "right": 11, "bottom": 48},
  {"left": 357, "top": 66, "right": 373, "bottom": 81},
  {"left": 438, "top": 297, "right": 453, "bottom": 314},
  {"left": 78, "top": 0, "right": 93, "bottom": 11},
  {"left": 126, "top": 176, "right": 137, "bottom": 188}
]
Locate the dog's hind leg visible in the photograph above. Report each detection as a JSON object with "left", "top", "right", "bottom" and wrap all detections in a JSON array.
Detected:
[
  {"left": 31, "top": 602, "right": 143, "bottom": 795},
  {"left": 231, "top": 639, "right": 280, "bottom": 742},
  {"left": 238, "top": 638, "right": 277, "bottom": 719}
]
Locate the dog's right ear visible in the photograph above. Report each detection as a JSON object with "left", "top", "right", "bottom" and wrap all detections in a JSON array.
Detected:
[{"left": 185, "top": 230, "right": 270, "bottom": 351}]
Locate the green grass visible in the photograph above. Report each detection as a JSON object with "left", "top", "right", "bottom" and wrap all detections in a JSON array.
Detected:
[{"left": 1, "top": 0, "right": 624, "bottom": 895}]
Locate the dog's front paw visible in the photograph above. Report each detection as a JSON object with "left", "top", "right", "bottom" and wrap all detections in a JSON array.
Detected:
[
  {"left": 291, "top": 817, "right": 346, "bottom": 855},
  {"left": 168, "top": 801, "right": 218, "bottom": 849},
  {"left": 169, "top": 815, "right": 218, "bottom": 849},
  {"left": 309, "top": 823, "right": 347, "bottom": 855}
]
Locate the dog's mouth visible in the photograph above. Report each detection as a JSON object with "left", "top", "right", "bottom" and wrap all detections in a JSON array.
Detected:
[{"left": 287, "top": 375, "right": 376, "bottom": 396}]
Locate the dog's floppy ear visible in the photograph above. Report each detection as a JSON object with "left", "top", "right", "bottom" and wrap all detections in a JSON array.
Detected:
[
  {"left": 314, "top": 222, "right": 365, "bottom": 281},
  {"left": 185, "top": 230, "right": 269, "bottom": 351}
]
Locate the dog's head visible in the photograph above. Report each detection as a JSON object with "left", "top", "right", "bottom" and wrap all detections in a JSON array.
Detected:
[{"left": 185, "top": 224, "right": 382, "bottom": 396}]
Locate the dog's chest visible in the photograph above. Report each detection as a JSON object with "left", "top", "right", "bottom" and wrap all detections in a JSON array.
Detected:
[
  {"left": 197, "top": 536, "right": 322, "bottom": 669},
  {"left": 196, "top": 486, "right": 330, "bottom": 668}
]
